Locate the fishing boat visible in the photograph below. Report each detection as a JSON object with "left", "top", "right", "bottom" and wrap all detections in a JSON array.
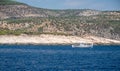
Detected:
[{"left": 72, "top": 43, "right": 93, "bottom": 48}]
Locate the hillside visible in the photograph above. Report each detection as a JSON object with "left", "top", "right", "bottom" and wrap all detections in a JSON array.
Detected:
[{"left": 0, "top": 0, "right": 120, "bottom": 40}]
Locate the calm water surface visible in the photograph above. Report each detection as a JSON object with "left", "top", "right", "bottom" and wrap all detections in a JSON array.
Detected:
[{"left": 0, "top": 45, "right": 120, "bottom": 71}]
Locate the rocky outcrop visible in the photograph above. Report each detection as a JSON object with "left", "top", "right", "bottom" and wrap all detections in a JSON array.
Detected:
[{"left": 0, "top": 2, "right": 120, "bottom": 41}]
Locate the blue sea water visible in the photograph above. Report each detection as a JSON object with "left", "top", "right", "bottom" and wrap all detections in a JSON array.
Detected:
[{"left": 0, "top": 45, "right": 120, "bottom": 71}]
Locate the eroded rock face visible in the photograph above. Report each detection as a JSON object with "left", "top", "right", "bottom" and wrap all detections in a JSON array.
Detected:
[
  {"left": 0, "top": 5, "right": 48, "bottom": 19},
  {"left": 0, "top": 4, "right": 120, "bottom": 40},
  {"left": 1, "top": 4, "right": 120, "bottom": 19}
]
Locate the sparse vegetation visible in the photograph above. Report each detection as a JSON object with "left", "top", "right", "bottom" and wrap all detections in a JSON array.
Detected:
[
  {"left": 0, "top": 1, "right": 120, "bottom": 40},
  {"left": 0, "top": 0, "right": 24, "bottom": 5}
]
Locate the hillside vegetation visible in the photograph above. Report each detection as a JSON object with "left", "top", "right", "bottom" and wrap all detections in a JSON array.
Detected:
[
  {"left": 0, "top": 0, "right": 25, "bottom": 5},
  {"left": 0, "top": 0, "right": 120, "bottom": 40}
]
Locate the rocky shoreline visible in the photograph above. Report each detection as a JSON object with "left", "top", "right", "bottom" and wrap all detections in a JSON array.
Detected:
[{"left": 0, "top": 34, "right": 120, "bottom": 45}]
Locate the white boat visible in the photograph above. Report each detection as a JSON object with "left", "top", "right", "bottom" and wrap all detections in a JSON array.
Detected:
[{"left": 72, "top": 43, "right": 93, "bottom": 48}]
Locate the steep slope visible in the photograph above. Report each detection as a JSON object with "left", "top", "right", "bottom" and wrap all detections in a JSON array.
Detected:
[
  {"left": 0, "top": 0, "right": 119, "bottom": 19},
  {"left": 0, "top": 0, "right": 107, "bottom": 19},
  {"left": 0, "top": 0, "right": 120, "bottom": 40},
  {"left": 0, "top": 5, "right": 102, "bottom": 19},
  {"left": 0, "top": 5, "right": 49, "bottom": 19},
  {"left": 0, "top": 0, "right": 24, "bottom": 5}
]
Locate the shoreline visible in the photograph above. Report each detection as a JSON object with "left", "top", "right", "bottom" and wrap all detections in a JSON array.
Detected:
[
  {"left": 0, "top": 34, "right": 120, "bottom": 45},
  {"left": 0, "top": 43, "right": 120, "bottom": 46}
]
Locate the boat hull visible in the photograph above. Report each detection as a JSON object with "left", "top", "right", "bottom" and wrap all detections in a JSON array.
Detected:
[
  {"left": 72, "top": 45, "right": 93, "bottom": 48},
  {"left": 72, "top": 43, "right": 93, "bottom": 48}
]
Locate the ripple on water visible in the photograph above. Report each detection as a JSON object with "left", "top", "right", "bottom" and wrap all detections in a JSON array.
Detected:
[{"left": 0, "top": 45, "right": 120, "bottom": 71}]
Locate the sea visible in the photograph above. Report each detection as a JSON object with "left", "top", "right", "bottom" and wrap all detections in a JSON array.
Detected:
[{"left": 0, "top": 44, "right": 120, "bottom": 71}]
